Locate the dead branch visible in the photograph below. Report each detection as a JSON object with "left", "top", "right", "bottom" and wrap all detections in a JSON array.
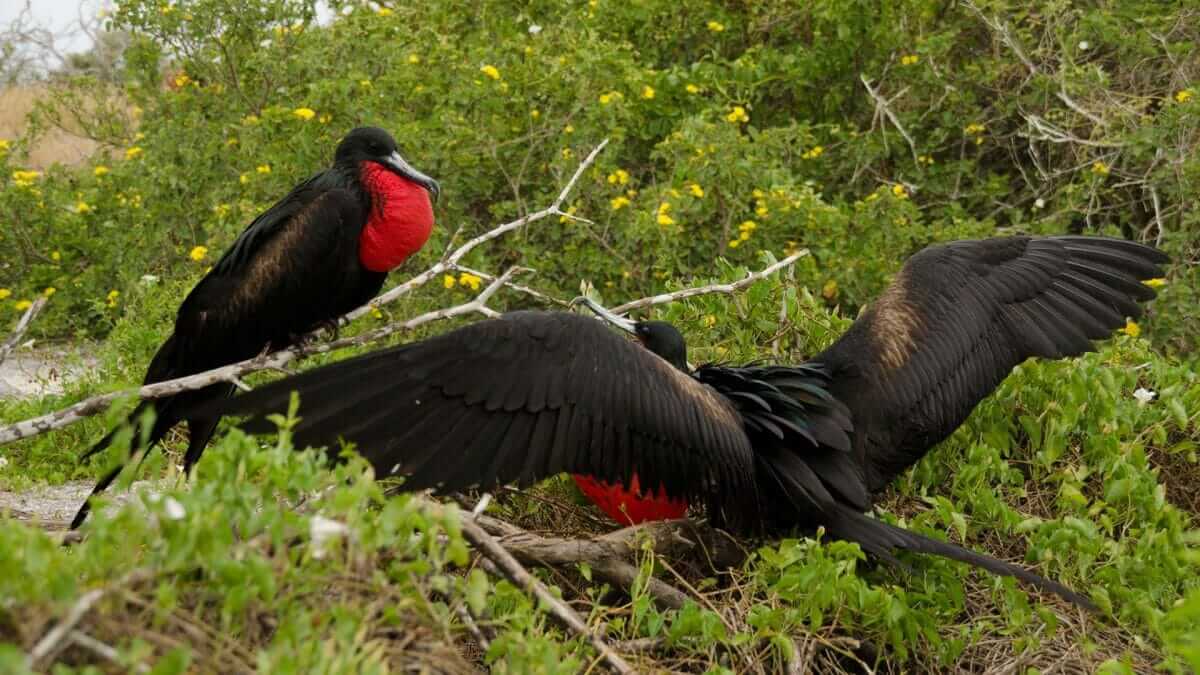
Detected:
[
  {"left": 68, "top": 631, "right": 151, "bottom": 674},
  {"left": 421, "top": 501, "right": 634, "bottom": 673},
  {"left": 0, "top": 296, "right": 47, "bottom": 368},
  {"left": 610, "top": 251, "right": 808, "bottom": 315},
  {"left": 26, "top": 569, "right": 152, "bottom": 671},
  {"left": 860, "top": 74, "right": 920, "bottom": 164}
]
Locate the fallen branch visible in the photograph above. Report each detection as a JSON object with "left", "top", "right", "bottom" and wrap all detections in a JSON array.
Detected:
[
  {"left": 26, "top": 569, "right": 151, "bottom": 671},
  {"left": 610, "top": 251, "right": 808, "bottom": 315},
  {"left": 0, "top": 296, "right": 48, "bottom": 368},
  {"left": 475, "top": 515, "right": 746, "bottom": 611},
  {"left": 422, "top": 501, "right": 634, "bottom": 673}
]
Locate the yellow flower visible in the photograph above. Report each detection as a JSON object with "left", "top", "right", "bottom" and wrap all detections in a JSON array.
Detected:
[
  {"left": 703, "top": 315, "right": 717, "bottom": 327},
  {"left": 443, "top": 274, "right": 456, "bottom": 289},
  {"left": 458, "top": 272, "right": 482, "bottom": 291},
  {"left": 42, "top": 287, "right": 56, "bottom": 297},
  {"left": 900, "top": 54, "right": 919, "bottom": 66},
  {"left": 239, "top": 173, "right": 250, "bottom": 184},
  {"left": 963, "top": 123, "right": 986, "bottom": 135},
  {"left": 918, "top": 154, "right": 934, "bottom": 165},
  {"left": 1091, "top": 161, "right": 1110, "bottom": 176},
  {"left": 564, "top": 124, "right": 575, "bottom": 134},
  {"left": 599, "top": 91, "right": 622, "bottom": 105},
  {"left": 0, "top": 289, "right": 10, "bottom": 300},
  {"left": 706, "top": 20, "right": 725, "bottom": 32},
  {"left": 1144, "top": 278, "right": 1167, "bottom": 288},
  {"left": 242, "top": 114, "right": 259, "bottom": 125},
  {"left": 14, "top": 299, "right": 32, "bottom": 311},
  {"left": 160, "top": 3, "right": 174, "bottom": 15},
  {"left": 559, "top": 205, "right": 578, "bottom": 223},
  {"left": 93, "top": 165, "right": 109, "bottom": 177},
  {"left": 642, "top": 85, "right": 655, "bottom": 100},
  {"left": 1175, "top": 89, "right": 1193, "bottom": 103},
  {"left": 686, "top": 84, "right": 700, "bottom": 94},
  {"left": 656, "top": 202, "right": 675, "bottom": 226},
  {"left": 1122, "top": 319, "right": 1140, "bottom": 337},
  {"left": 75, "top": 201, "right": 92, "bottom": 214},
  {"left": 371, "top": 306, "right": 384, "bottom": 319},
  {"left": 50, "top": 250, "right": 61, "bottom": 261},
  {"left": 293, "top": 107, "right": 316, "bottom": 120},
  {"left": 610, "top": 196, "right": 631, "bottom": 210},
  {"left": 377, "top": 7, "right": 392, "bottom": 16},
  {"left": 892, "top": 184, "right": 909, "bottom": 199},
  {"left": 12, "top": 170, "right": 41, "bottom": 187},
  {"left": 822, "top": 279, "right": 839, "bottom": 300},
  {"left": 727, "top": 239, "right": 740, "bottom": 248},
  {"left": 173, "top": 73, "right": 191, "bottom": 88},
  {"left": 726, "top": 105, "right": 749, "bottom": 123},
  {"left": 801, "top": 145, "right": 824, "bottom": 159},
  {"left": 530, "top": 109, "right": 540, "bottom": 119},
  {"left": 561, "top": 147, "right": 573, "bottom": 159},
  {"left": 607, "top": 169, "right": 629, "bottom": 185},
  {"left": 125, "top": 146, "right": 144, "bottom": 160},
  {"left": 755, "top": 204, "right": 769, "bottom": 217},
  {"left": 319, "top": 114, "right": 331, "bottom": 124},
  {"left": 0, "top": 139, "right": 8, "bottom": 153},
  {"left": 189, "top": 245, "right": 209, "bottom": 261},
  {"left": 257, "top": 164, "right": 271, "bottom": 174},
  {"left": 480, "top": 65, "right": 501, "bottom": 80},
  {"left": 408, "top": 54, "right": 420, "bottom": 64},
  {"left": 738, "top": 220, "right": 756, "bottom": 232},
  {"left": 687, "top": 183, "right": 704, "bottom": 198}
]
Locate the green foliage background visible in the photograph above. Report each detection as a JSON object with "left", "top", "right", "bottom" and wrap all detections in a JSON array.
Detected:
[{"left": 0, "top": 0, "right": 1197, "bottom": 672}]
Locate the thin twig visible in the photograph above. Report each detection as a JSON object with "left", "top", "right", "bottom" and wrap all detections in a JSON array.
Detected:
[
  {"left": 26, "top": 569, "right": 151, "bottom": 670},
  {"left": 0, "top": 296, "right": 48, "bottom": 368},
  {"left": 859, "top": 74, "right": 920, "bottom": 164},
  {"left": 610, "top": 251, "right": 808, "bottom": 315},
  {"left": 69, "top": 631, "right": 151, "bottom": 674}
]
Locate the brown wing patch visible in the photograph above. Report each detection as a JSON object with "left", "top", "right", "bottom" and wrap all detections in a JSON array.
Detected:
[
  {"left": 226, "top": 193, "right": 337, "bottom": 318},
  {"left": 866, "top": 268, "right": 923, "bottom": 371}
]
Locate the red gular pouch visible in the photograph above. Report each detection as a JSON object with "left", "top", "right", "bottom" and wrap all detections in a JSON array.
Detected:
[
  {"left": 572, "top": 472, "right": 689, "bottom": 526},
  {"left": 358, "top": 161, "right": 435, "bottom": 272}
]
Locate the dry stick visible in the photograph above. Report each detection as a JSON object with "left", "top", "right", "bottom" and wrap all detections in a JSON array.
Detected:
[
  {"left": 0, "top": 295, "right": 48, "bottom": 368},
  {"left": 69, "top": 631, "right": 151, "bottom": 674},
  {"left": 0, "top": 267, "right": 525, "bottom": 445},
  {"left": 26, "top": 569, "right": 151, "bottom": 670},
  {"left": 609, "top": 250, "right": 808, "bottom": 315},
  {"left": 859, "top": 74, "right": 920, "bottom": 165},
  {"left": 425, "top": 503, "right": 634, "bottom": 674}
]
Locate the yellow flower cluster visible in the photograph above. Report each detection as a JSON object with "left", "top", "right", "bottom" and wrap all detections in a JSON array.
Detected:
[
  {"left": 0, "top": 139, "right": 9, "bottom": 155},
  {"left": 610, "top": 195, "right": 630, "bottom": 210},
  {"left": 607, "top": 169, "right": 629, "bottom": 185},
  {"left": 106, "top": 289, "right": 119, "bottom": 308},
  {"left": 377, "top": 7, "right": 392, "bottom": 16},
  {"left": 190, "top": 245, "right": 208, "bottom": 261},
  {"left": 14, "top": 299, "right": 32, "bottom": 311},
  {"left": 125, "top": 146, "right": 144, "bottom": 160},
  {"left": 964, "top": 122, "right": 985, "bottom": 135},
  {"left": 686, "top": 84, "right": 701, "bottom": 94},
  {"left": 75, "top": 201, "right": 93, "bottom": 214},
  {"left": 892, "top": 184, "right": 909, "bottom": 199},
  {"left": 1122, "top": 319, "right": 1140, "bottom": 337},
  {"left": 293, "top": 107, "right": 316, "bottom": 120},
  {"left": 458, "top": 272, "right": 482, "bottom": 291},
  {"left": 801, "top": 145, "right": 824, "bottom": 159},
  {"left": 1175, "top": 89, "right": 1193, "bottom": 103},
  {"left": 1091, "top": 161, "right": 1110, "bottom": 176},
  {"left": 1144, "top": 278, "right": 1167, "bottom": 288},
  {"left": 561, "top": 147, "right": 573, "bottom": 159},
  {"left": 11, "top": 170, "right": 40, "bottom": 187},
  {"left": 43, "top": 287, "right": 56, "bottom": 298},
  {"left": 656, "top": 202, "right": 675, "bottom": 226},
  {"left": 480, "top": 65, "right": 501, "bottom": 80},
  {"left": 729, "top": 220, "right": 757, "bottom": 248},
  {"left": 726, "top": 106, "right": 749, "bottom": 124},
  {"left": 900, "top": 54, "right": 919, "bottom": 66},
  {"left": 530, "top": 109, "right": 540, "bottom": 119},
  {"left": 599, "top": 91, "right": 623, "bottom": 105},
  {"left": 706, "top": 20, "right": 724, "bottom": 32},
  {"left": 687, "top": 183, "right": 704, "bottom": 198},
  {"left": 174, "top": 73, "right": 191, "bottom": 88},
  {"left": 918, "top": 154, "right": 934, "bottom": 165},
  {"left": 93, "top": 165, "right": 109, "bottom": 177},
  {"left": 0, "top": 289, "right": 10, "bottom": 300},
  {"left": 257, "top": 164, "right": 272, "bottom": 174},
  {"left": 563, "top": 124, "right": 575, "bottom": 134},
  {"left": 641, "top": 85, "right": 655, "bottom": 100}
]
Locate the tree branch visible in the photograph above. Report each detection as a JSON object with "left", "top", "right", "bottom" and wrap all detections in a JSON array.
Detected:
[
  {"left": 860, "top": 74, "right": 920, "bottom": 165},
  {"left": 610, "top": 250, "right": 808, "bottom": 315},
  {"left": 0, "top": 296, "right": 47, "bottom": 368}
]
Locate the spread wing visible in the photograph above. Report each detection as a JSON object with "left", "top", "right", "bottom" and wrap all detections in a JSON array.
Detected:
[
  {"left": 814, "top": 235, "right": 1168, "bottom": 491},
  {"left": 193, "top": 311, "right": 761, "bottom": 527}
]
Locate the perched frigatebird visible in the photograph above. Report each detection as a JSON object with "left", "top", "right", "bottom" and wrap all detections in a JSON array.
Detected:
[
  {"left": 71, "top": 127, "right": 439, "bottom": 528},
  {"left": 189, "top": 235, "right": 1167, "bottom": 608}
]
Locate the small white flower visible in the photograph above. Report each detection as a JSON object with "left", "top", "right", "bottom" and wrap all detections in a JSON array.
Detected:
[
  {"left": 528, "top": 23, "right": 542, "bottom": 35},
  {"left": 162, "top": 496, "right": 186, "bottom": 520},
  {"left": 1133, "top": 387, "right": 1156, "bottom": 407},
  {"left": 309, "top": 515, "right": 350, "bottom": 559},
  {"left": 341, "top": 4, "right": 354, "bottom": 14},
  {"left": 1034, "top": 198, "right": 1045, "bottom": 209},
  {"left": 0, "top": 456, "right": 9, "bottom": 470},
  {"left": 1078, "top": 40, "right": 1090, "bottom": 50},
  {"left": 140, "top": 274, "right": 159, "bottom": 284}
]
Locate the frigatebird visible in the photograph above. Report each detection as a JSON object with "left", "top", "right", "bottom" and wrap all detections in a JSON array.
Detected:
[
  {"left": 71, "top": 127, "right": 440, "bottom": 529},
  {"left": 189, "top": 235, "right": 1167, "bottom": 608}
]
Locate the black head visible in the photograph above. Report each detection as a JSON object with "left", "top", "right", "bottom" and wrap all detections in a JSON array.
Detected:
[
  {"left": 334, "top": 126, "right": 440, "bottom": 202},
  {"left": 633, "top": 321, "right": 689, "bottom": 371}
]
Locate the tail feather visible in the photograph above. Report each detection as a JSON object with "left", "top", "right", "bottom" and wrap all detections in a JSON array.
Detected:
[{"left": 824, "top": 503, "right": 1096, "bottom": 611}]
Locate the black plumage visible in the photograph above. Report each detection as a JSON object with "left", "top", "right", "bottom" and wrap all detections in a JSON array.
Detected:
[
  {"left": 188, "top": 235, "right": 1168, "bottom": 609},
  {"left": 71, "top": 127, "right": 439, "bottom": 529}
]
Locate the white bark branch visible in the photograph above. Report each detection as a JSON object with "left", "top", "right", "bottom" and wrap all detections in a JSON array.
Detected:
[
  {"left": 860, "top": 74, "right": 920, "bottom": 165},
  {"left": 609, "top": 250, "right": 809, "bottom": 315},
  {"left": 0, "top": 296, "right": 48, "bottom": 368}
]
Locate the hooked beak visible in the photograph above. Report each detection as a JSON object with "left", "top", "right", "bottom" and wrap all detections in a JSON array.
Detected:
[
  {"left": 572, "top": 297, "right": 637, "bottom": 335},
  {"left": 384, "top": 151, "right": 441, "bottom": 204}
]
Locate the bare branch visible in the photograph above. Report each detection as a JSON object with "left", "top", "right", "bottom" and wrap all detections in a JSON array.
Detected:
[
  {"left": 68, "top": 631, "right": 151, "bottom": 674},
  {"left": 860, "top": 74, "right": 920, "bottom": 164},
  {"left": 0, "top": 296, "right": 47, "bottom": 368},
  {"left": 27, "top": 569, "right": 152, "bottom": 671},
  {"left": 610, "top": 250, "right": 809, "bottom": 315}
]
